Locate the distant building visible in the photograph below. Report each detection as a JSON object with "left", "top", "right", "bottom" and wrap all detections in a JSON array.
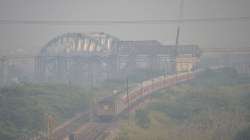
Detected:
[
  {"left": 175, "top": 45, "right": 201, "bottom": 73},
  {"left": 116, "top": 40, "right": 177, "bottom": 71},
  {"left": 176, "top": 54, "right": 200, "bottom": 72},
  {"left": 35, "top": 32, "right": 201, "bottom": 84}
]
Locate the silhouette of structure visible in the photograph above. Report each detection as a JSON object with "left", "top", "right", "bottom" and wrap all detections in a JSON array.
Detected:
[{"left": 34, "top": 32, "right": 201, "bottom": 85}]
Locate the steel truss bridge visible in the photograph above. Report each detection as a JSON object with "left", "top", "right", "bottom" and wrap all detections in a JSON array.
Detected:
[
  {"left": 34, "top": 32, "right": 201, "bottom": 85},
  {"left": 1, "top": 32, "right": 250, "bottom": 86}
]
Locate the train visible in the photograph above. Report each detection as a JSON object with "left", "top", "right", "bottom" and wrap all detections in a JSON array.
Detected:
[
  {"left": 69, "top": 133, "right": 79, "bottom": 140},
  {"left": 94, "top": 71, "right": 196, "bottom": 120}
]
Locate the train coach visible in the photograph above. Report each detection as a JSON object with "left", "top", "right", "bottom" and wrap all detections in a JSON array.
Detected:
[
  {"left": 94, "top": 95, "right": 118, "bottom": 121},
  {"left": 69, "top": 133, "right": 79, "bottom": 140},
  {"left": 94, "top": 71, "right": 195, "bottom": 121}
]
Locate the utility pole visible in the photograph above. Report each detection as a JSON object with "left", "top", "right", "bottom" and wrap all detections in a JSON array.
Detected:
[
  {"left": 47, "top": 115, "right": 56, "bottom": 140},
  {"left": 175, "top": 48, "right": 178, "bottom": 86},
  {"left": 141, "top": 82, "right": 144, "bottom": 95},
  {"left": 87, "top": 58, "right": 94, "bottom": 89},
  {"left": 126, "top": 77, "right": 130, "bottom": 126},
  {"left": 0, "top": 56, "right": 7, "bottom": 86},
  {"left": 176, "top": 0, "right": 184, "bottom": 46},
  {"left": 164, "top": 59, "right": 168, "bottom": 87},
  {"left": 175, "top": 0, "right": 184, "bottom": 85},
  {"left": 176, "top": 27, "right": 180, "bottom": 46},
  {"left": 90, "top": 64, "right": 94, "bottom": 89},
  {"left": 89, "top": 97, "right": 94, "bottom": 122}
]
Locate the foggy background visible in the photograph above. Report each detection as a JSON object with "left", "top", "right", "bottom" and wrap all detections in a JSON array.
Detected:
[
  {"left": 0, "top": 0, "right": 250, "bottom": 55},
  {"left": 1, "top": 1, "right": 250, "bottom": 140}
]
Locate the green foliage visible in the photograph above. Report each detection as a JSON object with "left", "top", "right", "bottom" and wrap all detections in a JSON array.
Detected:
[
  {"left": 117, "top": 130, "right": 129, "bottom": 140},
  {"left": 0, "top": 84, "right": 91, "bottom": 139},
  {"left": 0, "top": 121, "right": 19, "bottom": 140},
  {"left": 150, "top": 103, "right": 194, "bottom": 120},
  {"left": 240, "top": 90, "right": 250, "bottom": 113},
  {"left": 234, "top": 127, "right": 250, "bottom": 140},
  {"left": 135, "top": 109, "right": 150, "bottom": 128},
  {"left": 191, "top": 67, "right": 250, "bottom": 87}
]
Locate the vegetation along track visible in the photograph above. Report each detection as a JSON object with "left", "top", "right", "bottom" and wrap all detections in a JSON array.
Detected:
[{"left": 69, "top": 122, "right": 116, "bottom": 140}]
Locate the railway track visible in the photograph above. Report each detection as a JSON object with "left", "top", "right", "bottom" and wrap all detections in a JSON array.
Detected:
[
  {"left": 68, "top": 73, "right": 194, "bottom": 140},
  {"left": 51, "top": 111, "right": 90, "bottom": 140},
  {"left": 42, "top": 67, "right": 230, "bottom": 140},
  {"left": 61, "top": 70, "right": 212, "bottom": 140}
]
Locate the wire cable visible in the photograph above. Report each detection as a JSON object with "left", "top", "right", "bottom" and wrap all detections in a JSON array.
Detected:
[{"left": 0, "top": 16, "right": 250, "bottom": 25}]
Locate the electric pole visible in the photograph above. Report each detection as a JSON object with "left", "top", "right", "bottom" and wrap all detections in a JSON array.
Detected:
[
  {"left": 0, "top": 56, "right": 7, "bottom": 86},
  {"left": 126, "top": 77, "right": 130, "bottom": 126},
  {"left": 47, "top": 115, "right": 56, "bottom": 140}
]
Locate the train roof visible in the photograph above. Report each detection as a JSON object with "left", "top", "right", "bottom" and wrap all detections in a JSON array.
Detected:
[{"left": 98, "top": 95, "right": 116, "bottom": 103}]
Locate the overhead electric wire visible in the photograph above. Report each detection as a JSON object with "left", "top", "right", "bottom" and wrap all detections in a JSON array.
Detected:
[{"left": 0, "top": 16, "right": 250, "bottom": 25}]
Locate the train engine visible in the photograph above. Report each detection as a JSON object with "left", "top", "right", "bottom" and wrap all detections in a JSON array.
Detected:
[{"left": 94, "top": 96, "right": 117, "bottom": 121}]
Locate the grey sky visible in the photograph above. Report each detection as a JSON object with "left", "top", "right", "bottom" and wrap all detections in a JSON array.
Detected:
[{"left": 0, "top": 0, "right": 250, "bottom": 55}]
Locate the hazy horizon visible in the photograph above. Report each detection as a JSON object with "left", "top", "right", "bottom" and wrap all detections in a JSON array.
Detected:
[{"left": 0, "top": 0, "right": 250, "bottom": 55}]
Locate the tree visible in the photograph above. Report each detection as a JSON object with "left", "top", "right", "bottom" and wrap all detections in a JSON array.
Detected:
[{"left": 135, "top": 109, "right": 150, "bottom": 128}]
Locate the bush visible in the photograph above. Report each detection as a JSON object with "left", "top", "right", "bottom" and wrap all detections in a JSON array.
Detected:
[
  {"left": 234, "top": 127, "right": 250, "bottom": 140},
  {"left": 0, "top": 84, "right": 90, "bottom": 139},
  {"left": 135, "top": 109, "right": 150, "bottom": 128}
]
